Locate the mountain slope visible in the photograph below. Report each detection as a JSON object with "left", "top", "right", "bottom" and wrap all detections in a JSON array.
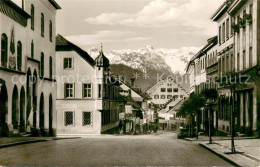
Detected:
[{"left": 88, "top": 45, "right": 200, "bottom": 90}]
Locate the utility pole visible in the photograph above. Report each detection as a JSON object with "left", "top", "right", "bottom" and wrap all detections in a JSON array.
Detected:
[
  {"left": 209, "top": 107, "right": 212, "bottom": 144},
  {"left": 231, "top": 86, "right": 236, "bottom": 153}
]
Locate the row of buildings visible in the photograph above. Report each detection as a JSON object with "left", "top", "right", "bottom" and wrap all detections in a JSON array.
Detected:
[
  {"left": 186, "top": 0, "right": 260, "bottom": 137},
  {"left": 0, "top": 0, "right": 157, "bottom": 137}
]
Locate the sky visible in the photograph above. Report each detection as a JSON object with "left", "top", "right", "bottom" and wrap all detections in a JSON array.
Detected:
[{"left": 55, "top": 0, "right": 225, "bottom": 52}]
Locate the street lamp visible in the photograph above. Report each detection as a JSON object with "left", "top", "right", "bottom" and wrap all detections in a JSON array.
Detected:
[{"left": 205, "top": 98, "right": 214, "bottom": 144}]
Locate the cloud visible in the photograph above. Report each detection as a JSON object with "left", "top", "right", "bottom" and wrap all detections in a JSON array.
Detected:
[
  {"left": 66, "top": 31, "right": 150, "bottom": 46},
  {"left": 85, "top": 0, "right": 225, "bottom": 36}
]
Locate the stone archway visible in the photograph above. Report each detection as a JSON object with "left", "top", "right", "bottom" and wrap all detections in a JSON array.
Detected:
[
  {"left": 20, "top": 86, "right": 26, "bottom": 132},
  {"left": 49, "top": 94, "right": 53, "bottom": 136},
  {"left": 39, "top": 93, "right": 44, "bottom": 135},
  {"left": 0, "top": 82, "right": 8, "bottom": 136},
  {"left": 26, "top": 68, "right": 32, "bottom": 122},
  {"left": 33, "top": 70, "right": 37, "bottom": 128},
  {"left": 12, "top": 85, "right": 19, "bottom": 130}
]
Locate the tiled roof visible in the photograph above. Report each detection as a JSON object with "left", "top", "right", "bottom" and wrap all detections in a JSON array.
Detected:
[{"left": 56, "top": 34, "right": 95, "bottom": 67}]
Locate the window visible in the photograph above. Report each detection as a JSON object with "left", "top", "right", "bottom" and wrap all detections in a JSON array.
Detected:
[
  {"left": 1, "top": 34, "right": 8, "bottom": 67},
  {"left": 98, "top": 84, "right": 102, "bottom": 98},
  {"left": 226, "top": 55, "right": 229, "bottom": 73},
  {"left": 31, "top": 5, "right": 34, "bottom": 30},
  {"left": 31, "top": 40, "right": 34, "bottom": 58},
  {"left": 218, "top": 59, "right": 221, "bottom": 76},
  {"left": 167, "top": 95, "right": 172, "bottom": 99},
  {"left": 222, "top": 57, "right": 225, "bottom": 74},
  {"left": 82, "top": 112, "right": 92, "bottom": 126},
  {"left": 231, "top": 53, "right": 234, "bottom": 72},
  {"left": 64, "top": 58, "right": 73, "bottom": 69},
  {"left": 161, "top": 95, "right": 165, "bottom": 99},
  {"left": 49, "top": 20, "right": 52, "bottom": 42},
  {"left": 173, "top": 88, "right": 178, "bottom": 92},
  {"left": 222, "top": 22, "right": 225, "bottom": 43},
  {"left": 180, "top": 95, "right": 184, "bottom": 99},
  {"left": 243, "top": 50, "right": 246, "bottom": 69},
  {"left": 65, "top": 83, "right": 74, "bottom": 98},
  {"left": 226, "top": 18, "right": 229, "bottom": 39},
  {"left": 167, "top": 88, "right": 172, "bottom": 92},
  {"left": 161, "top": 88, "right": 166, "bottom": 92},
  {"left": 49, "top": 57, "right": 52, "bottom": 78},
  {"left": 237, "top": 53, "right": 240, "bottom": 71},
  {"left": 154, "top": 95, "right": 159, "bottom": 99},
  {"left": 219, "top": 26, "right": 222, "bottom": 45},
  {"left": 40, "top": 53, "right": 44, "bottom": 77},
  {"left": 83, "top": 84, "right": 92, "bottom": 98},
  {"left": 64, "top": 111, "right": 74, "bottom": 126},
  {"left": 249, "top": 47, "right": 253, "bottom": 67},
  {"left": 237, "top": 32, "right": 240, "bottom": 54},
  {"left": 243, "top": 27, "right": 246, "bottom": 50},
  {"left": 41, "top": 13, "right": 44, "bottom": 37},
  {"left": 17, "top": 41, "right": 22, "bottom": 71}
]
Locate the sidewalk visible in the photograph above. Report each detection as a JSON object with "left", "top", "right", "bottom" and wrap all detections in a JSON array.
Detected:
[
  {"left": 0, "top": 137, "right": 80, "bottom": 149},
  {"left": 185, "top": 136, "right": 260, "bottom": 167}
]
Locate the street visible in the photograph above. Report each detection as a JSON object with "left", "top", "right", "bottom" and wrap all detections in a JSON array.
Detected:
[{"left": 0, "top": 132, "right": 231, "bottom": 166}]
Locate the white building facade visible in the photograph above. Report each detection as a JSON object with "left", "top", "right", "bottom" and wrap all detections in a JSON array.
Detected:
[
  {"left": 55, "top": 35, "right": 123, "bottom": 136},
  {"left": 0, "top": 0, "right": 60, "bottom": 136},
  {"left": 146, "top": 78, "right": 188, "bottom": 107}
]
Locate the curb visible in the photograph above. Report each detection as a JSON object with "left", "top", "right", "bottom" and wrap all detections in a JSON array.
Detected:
[
  {"left": 199, "top": 143, "right": 241, "bottom": 167},
  {"left": 0, "top": 137, "right": 81, "bottom": 149}
]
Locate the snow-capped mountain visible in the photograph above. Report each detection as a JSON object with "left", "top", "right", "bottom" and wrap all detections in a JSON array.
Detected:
[{"left": 88, "top": 45, "right": 200, "bottom": 74}]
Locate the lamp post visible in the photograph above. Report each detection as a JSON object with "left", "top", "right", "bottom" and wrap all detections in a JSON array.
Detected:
[{"left": 206, "top": 98, "right": 214, "bottom": 144}]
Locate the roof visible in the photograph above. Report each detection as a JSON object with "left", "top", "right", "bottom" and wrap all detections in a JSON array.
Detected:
[
  {"left": 159, "top": 99, "right": 183, "bottom": 114},
  {"left": 122, "top": 82, "right": 151, "bottom": 100},
  {"left": 48, "top": 0, "right": 61, "bottom": 9},
  {"left": 185, "top": 36, "right": 217, "bottom": 72},
  {"left": 145, "top": 78, "right": 189, "bottom": 96},
  {"left": 193, "top": 36, "right": 218, "bottom": 60},
  {"left": 228, "top": 0, "right": 247, "bottom": 16},
  {"left": 168, "top": 99, "right": 185, "bottom": 113},
  {"left": 0, "top": 0, "right": 30, "bottom": 27},
  {"left": 56, "top": 34, "right": 95, "bottom": 67},
  {"left": 210, "top": 0, "right": 233, "bottom": 21}
]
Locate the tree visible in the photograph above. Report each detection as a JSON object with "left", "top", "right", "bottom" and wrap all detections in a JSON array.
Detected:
[{"left": 178, "top": 94, "right": 205, "bottom": 138}]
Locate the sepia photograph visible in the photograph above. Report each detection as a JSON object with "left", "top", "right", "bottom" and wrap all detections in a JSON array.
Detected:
[{"left": 0, "top": 0, "right": 259, "bottom": 166}]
